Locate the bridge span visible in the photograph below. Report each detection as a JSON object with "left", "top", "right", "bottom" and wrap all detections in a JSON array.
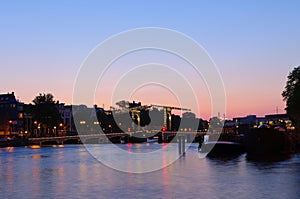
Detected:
[{"left": 27, "top": 131, "right": 205, "bottom": 146}]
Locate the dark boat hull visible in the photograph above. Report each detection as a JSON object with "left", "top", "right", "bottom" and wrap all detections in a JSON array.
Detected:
[
  {"left": 244, "top": 128, "right": 295, "bottom": 161},
  {"left": 200, "top": 141, "right": 245, "bottom": 157}
]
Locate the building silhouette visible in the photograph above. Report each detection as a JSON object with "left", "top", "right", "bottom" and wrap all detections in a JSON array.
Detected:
[{"left": 0, "top": 92, "right": 24, "bottom": 135}]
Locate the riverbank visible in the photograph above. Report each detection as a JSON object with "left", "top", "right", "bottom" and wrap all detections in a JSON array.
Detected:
[
  {"left": 2, "top": 130, "right": 300, "bottom": 163},
  {"left": 0, "top": 136, "right": 27, "bottom": 148}
]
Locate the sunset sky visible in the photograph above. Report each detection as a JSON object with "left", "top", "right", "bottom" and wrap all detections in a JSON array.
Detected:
[{"left": 1, "top": 1, "right": 299, "bottom": 120}]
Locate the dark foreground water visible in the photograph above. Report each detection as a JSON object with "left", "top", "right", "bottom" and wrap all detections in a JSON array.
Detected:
[{"left": 1, "top": 143, "right": 300, "bottom": 199}]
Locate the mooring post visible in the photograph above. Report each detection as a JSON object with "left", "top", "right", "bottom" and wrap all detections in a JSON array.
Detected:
[
  {"left": 178, "top": 135, "right": 186, "bottom": 156},
  {"left": 182, "top": 135, "right": 185, "bottom": 156},
  {"left": 178, "top": 136, "right": 182, "bottom": 155}
]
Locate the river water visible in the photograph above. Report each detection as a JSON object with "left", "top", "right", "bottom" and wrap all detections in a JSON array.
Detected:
[{"left": 1, "top": 143, "right": 300, "bottom": 199}]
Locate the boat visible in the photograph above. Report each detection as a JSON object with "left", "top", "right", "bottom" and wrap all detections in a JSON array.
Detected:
[
  {"left": 199, "top": 140, "right": 245, "bottom": 157},
  {"left": 244, "top": 125, "right": 295, "bottom": 161}
]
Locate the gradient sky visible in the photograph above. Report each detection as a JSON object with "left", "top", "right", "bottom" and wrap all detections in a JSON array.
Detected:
[{"left": 0, "top": 1, "right": 299, "bottom": 119}]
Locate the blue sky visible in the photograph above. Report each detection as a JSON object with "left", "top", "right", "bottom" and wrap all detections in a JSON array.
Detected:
[{"left": 0, "top": 1, "right": 299, "bottom": 119}]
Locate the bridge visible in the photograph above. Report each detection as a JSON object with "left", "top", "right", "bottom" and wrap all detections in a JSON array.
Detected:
[
  {"left": 27, "top": 131, "right": 205, "bottom": 146},
  {"left": 28, "top": 133, "right": 127, "bottom": 145}
]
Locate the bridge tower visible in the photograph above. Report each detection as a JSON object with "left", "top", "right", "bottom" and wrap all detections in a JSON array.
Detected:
[{"left": 151, "top": 105, "right": 191, "bottom": 131}]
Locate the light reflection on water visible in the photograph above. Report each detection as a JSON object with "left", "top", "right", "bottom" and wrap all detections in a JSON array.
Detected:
[{"left": 0, "top": 144, "right": 300, "bottom": 199}]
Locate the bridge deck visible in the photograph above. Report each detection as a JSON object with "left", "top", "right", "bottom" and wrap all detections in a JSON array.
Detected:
[{"left": 27, "top": 132, "right": 205, "bottom": 145}]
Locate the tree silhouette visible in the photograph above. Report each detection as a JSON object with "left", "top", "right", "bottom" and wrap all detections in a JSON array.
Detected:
[
  {"left": 282, "top": 66, "right": 300, "bottom": 129},
  {"left": 32, "top": 93, "right": 62, "bottom": 136}
]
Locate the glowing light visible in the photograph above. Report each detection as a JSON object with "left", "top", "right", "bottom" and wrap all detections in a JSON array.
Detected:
[
  {"left": 32, "top": 155, "right": 42, "bottom": 159},
  {"left": 5, "top": 147, "right": 15, "bottom": 152},
  {"left": 269, "top": 121, "right": 274, "bottom": 125},
  {"left": 29, "top": 145, "right": 41, "bottom": 149},
  {"left": 162, "top": 143, "right": 168, "bottom": 148},
  {"left": 291, "top": 126, "right": 295, "bottom": 130},
  {"left": 126, "top": 143, "right": 132, "bottom": 147}
]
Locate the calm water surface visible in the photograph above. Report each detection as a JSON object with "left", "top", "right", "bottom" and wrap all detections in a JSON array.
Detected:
[{"left": 1, "top": 144, "right": 300, "bottom": 199}]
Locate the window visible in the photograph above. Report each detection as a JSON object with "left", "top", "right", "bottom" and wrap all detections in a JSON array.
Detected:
[{"left": 18, "top": 113, "right": 23, "bottom": 119}]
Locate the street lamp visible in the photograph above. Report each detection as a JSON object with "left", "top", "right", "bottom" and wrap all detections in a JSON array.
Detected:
[
  {"left": 33, "top": 121, "right": 38, "bottom": 137},
  {"left": 38, "top": 125, "right": 41, "bottom": 137},
  {"left": 9, "top": 120, "right": 13, "bottom": 135},
  {"left": 54, "top": 126, "right": 57, "bottom": 136},
  {"left": 59, "top": 123, "right": 63, "bottom": 136},
  {"left": 168, "top": 113, "right": 172, "bottom": 131}
]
